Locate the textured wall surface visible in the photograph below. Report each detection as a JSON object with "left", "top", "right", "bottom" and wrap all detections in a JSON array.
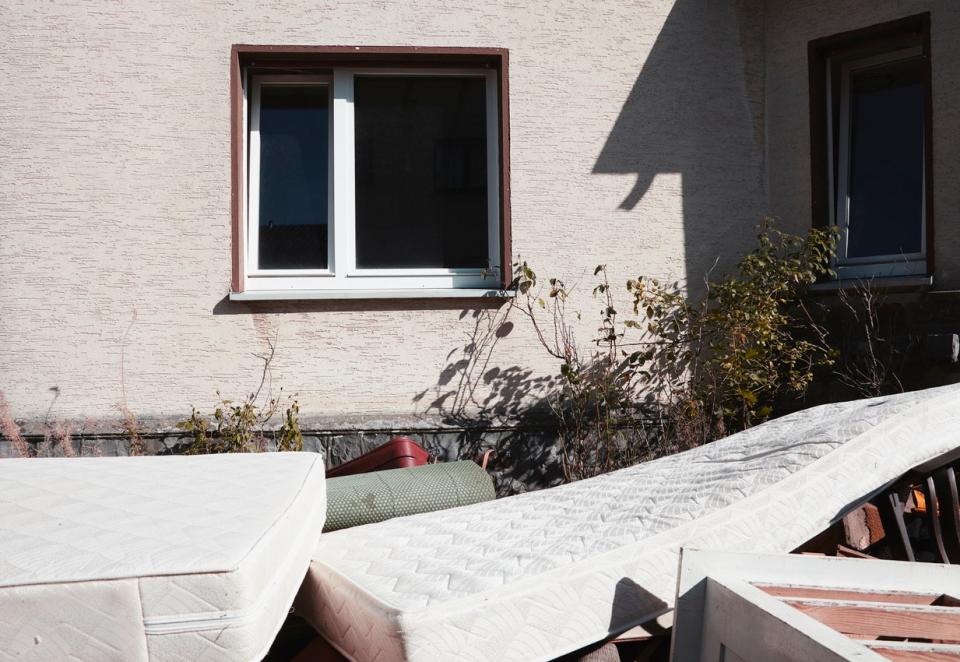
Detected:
[
  {"left": 764, "top": 1, "right": 960, "bottom": 286},
  {"left": 0, "top": 0, "right": 766, "bottom": 425}
]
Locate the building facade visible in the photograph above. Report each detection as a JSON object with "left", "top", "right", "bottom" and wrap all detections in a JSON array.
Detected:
[{"left": 2, "top": 1, "right": 957, "bottom": 483}]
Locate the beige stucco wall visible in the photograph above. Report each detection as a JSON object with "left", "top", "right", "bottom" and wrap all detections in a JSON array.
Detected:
[
  {"left": 764, "top": 1, "right": 960, "bottom": 286},
  {"left": 0, "top": 0, "right": 765, "bottom": 425}
]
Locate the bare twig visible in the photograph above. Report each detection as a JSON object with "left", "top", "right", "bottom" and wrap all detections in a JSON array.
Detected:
[{"left": 0, "top": 391, "right": 30, "bottom": 458}]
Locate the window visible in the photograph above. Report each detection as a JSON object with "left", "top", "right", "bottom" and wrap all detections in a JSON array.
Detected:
[
  {"left": 809, "top": 15, "right": 932, "bottom": 280},
  {"left": 231, "top": 48, "right": 509, "bottom": 297}
]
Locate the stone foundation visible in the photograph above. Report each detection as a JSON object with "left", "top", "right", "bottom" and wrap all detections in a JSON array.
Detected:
[{"left": 0, "top": 421, "right": 566, "bottom": 497}]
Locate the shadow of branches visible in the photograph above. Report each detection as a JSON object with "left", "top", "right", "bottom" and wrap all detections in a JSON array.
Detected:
[
  {"left": 413, "top": 304, "right": 564, "bottom": 495},
  {"left": 418, "top": 222, "right": 841, "bottom": 495}
]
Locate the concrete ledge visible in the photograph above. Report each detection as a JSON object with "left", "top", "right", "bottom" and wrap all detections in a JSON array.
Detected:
[
  {"left": 810, "top": 274, "right": 933, "bottom": 293},
  {"left": 229, "top": 289, "right": 515, "bottom": 301}
]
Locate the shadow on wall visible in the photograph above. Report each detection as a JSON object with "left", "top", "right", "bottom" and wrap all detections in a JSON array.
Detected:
[
  {"left": 413, "top": 305, "right": 565, "bottom": 495},
  {"left": 593, "top": 0, "right": 765, "bottom": 291},
  {"left": 417, "top": 0, "right": 768, "bottom": 489}
]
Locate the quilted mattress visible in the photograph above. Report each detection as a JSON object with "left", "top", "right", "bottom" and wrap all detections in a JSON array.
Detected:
[
  {"left": 298, "top": 385, "right": 960, "bottom": 661},
  {"left": 0, "top": 452, "right": 326, "bottom": 662}
]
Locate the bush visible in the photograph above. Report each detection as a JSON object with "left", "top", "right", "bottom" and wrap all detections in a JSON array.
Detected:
[
  {"left": 177, "top": 392, "right": 303, "bottom": 454},
  {"left": 510, "top": 220, "right": 837, "bottom": 480},
  {"left": 629, "top": 219, "right": 837, "bottom": 431}
]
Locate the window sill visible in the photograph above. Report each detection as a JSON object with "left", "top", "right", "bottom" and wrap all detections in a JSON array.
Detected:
[
  {"left": 809, "top": 274, "right": 933, "bottom": 293},
  {"left": 229, "top": 288, "right": 515, "bottom": 302}
]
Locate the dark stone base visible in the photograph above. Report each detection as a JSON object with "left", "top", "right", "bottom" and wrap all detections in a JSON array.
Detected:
[{"left": 1, "top": 424, "right": 566, "bottom": 497}]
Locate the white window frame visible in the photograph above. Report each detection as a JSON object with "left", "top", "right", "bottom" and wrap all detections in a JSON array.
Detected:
[
  {"left": 829, "top": 46, "right": 926, "bottom": 279},
  {"left": 247, "top": 75, "right": 334, "bottom": 278},
  {"left": 242, "top": 67, "right": 502, "bottom": 293}
]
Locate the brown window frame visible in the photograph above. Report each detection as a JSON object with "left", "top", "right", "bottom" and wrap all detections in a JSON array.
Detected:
[
  {"left": 808, "top": 13, "right": 934, "bottom": 275},
  {"left": 230, "top": 45, "right": 512, "bottom": 293}
]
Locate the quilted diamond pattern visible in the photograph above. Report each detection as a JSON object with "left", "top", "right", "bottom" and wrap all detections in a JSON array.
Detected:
[
  {"left": 304, "top": 385, "right": 960, "bottom": 661},
  {"left": 0, "top": 579, "right": 147, "bottom": 662},
  {"left": 0, "top": 452, "right": 326, "bottom": 662},
  {"left": 0, "top": 453, "right": 318, "bottom": 585}
]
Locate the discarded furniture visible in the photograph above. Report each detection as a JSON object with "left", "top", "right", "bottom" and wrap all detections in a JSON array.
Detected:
[
  {"left": 324, "top": 460, "right": 495, "bottom": 532},
  {"left": 0, "top": 453, "right": 326, "bottom": 662},
  {"left": 296, "top": 384, "right": 960, "bottom": 661},
  {"left": 875, "top": 449, "right": 960, "bottom": 564},
  {"left": 325, "top": 436, "right": 430, "bottom": 478},
  {"left": 671, "top": 549, "right": 960, "bottom": 661}
]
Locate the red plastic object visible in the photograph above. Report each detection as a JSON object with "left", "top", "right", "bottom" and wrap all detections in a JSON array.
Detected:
[{"left": 325, "top": 436, "right": 431, "bottom": 478}]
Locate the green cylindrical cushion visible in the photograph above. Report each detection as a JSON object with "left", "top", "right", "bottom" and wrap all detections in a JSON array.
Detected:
[{"left": 323, "top": 461, "right": 496, "bottom": 532}]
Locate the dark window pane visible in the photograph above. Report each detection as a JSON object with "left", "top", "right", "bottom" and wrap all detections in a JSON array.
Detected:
[
  {"left": 257, "top": 84, "right": 329, "bottom": 269},
  {"left": 846, "top": 58, "right": 924, "bottom": 259},
  {"left": 354, "top": 76, "right": 489, "bottom": 269}
]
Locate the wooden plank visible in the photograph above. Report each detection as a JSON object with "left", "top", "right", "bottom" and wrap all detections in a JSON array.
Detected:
[
  {"left": 843, "top": 504, "right": 884, "bottom": 551},
  {"left": 836, "top": 544, "right": 877, "bottom": 559},
  {"left": 871, "top": 649, "right": 960, "bottom": 662},
  {"left": 676, "top": 550, "right": 960, "bottom": 661},
  {"left": 687, "top": 578, "right": 866, "bottom": 662},
  {"left": 865, "top": 503, "right": 886, "bottom": 546},
  {"left": 756, "top": 584, "right": 939, "bottom": 605},
  {"left": 788, "top": 602, "right": 960, "bottom": 641},
  {"left": 865, "top": 641, "right": 960, "bottom": 657}
]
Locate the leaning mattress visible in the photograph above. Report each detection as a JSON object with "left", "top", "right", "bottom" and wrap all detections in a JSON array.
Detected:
[
  {"left": 299, "top": 385, "right": 960, "bottom": 661},
  {"left": 0, "top": 452, "right": 326, "bottom": 662}
]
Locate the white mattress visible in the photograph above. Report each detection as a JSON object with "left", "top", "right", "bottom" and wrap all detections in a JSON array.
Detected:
[
  {"left": 0, "top": 452, "right": 326, "bottom": 662},
  {"left": 299, "top": 385, "right": 960, "bottom": 661}
]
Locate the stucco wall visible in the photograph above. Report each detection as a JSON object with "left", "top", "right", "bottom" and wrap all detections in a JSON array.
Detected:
[
  {"left": 764, "top": 1, "right": 960, "bottom": 286},
  {"left": 0, "top": 0, "right": 765, "bottom": 426}
]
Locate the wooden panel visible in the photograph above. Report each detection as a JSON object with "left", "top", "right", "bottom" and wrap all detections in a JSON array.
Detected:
[
  {"left": 788, "top": 602, "right": 960, "bottom": 641},
  {"left": 690, "top": 579, "right": 858, "bottom": 662},
  {"left": 757, "top": 584, "right": 939, "bottom": 605},
  {"left": 836, "top": 545, "right": 877, "bottom": 560},
  {"left": 872, "top": 649, "right": 960, "bottom": 662}
]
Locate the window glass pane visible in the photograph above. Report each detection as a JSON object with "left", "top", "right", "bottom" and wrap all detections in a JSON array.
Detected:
[
  {"left": 257, "top": 84, "right": 329, "bottom": 269},
  {"left": 354, "top": 76, "right": 489, "bottom": 269},
  {"left": 846, "top": 58, "right": 924, "bottom": 259}
]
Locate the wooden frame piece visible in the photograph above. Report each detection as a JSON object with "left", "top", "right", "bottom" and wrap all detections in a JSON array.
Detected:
[
  {"left": 230, "top": 45, "right": 512, "bottom": 294},
  {"left": 672, "top": 549, "right": 960, "bottom": 662}
]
